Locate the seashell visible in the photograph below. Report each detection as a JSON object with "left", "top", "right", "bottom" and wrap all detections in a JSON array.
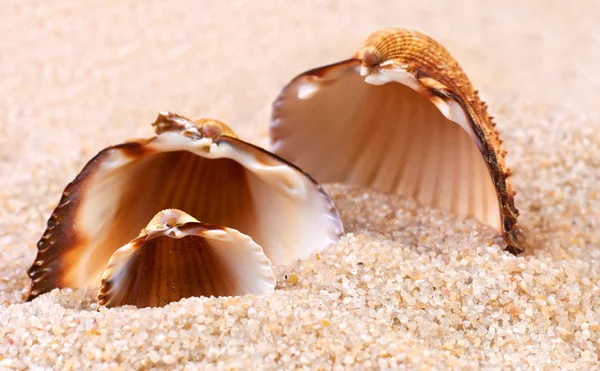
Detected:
[
  {"left": 270, "top": 28, "right": 520, "bottom": 254},
  {"left": 27, "top": 112, "right": 344, "bottom": 300},
  {"left": 97, "top": 209, "right": 276, "bottom": 308}
]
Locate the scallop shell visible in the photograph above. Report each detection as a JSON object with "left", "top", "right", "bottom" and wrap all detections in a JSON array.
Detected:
[
  {"left": 97, "top": 209, "right": 276, "bottom": 308},
  {"left": 28, "top": 112, "right": 343, "bottom": 300},
  {"left": 270, "top": 28, "right": 520, "bottom": 254}
]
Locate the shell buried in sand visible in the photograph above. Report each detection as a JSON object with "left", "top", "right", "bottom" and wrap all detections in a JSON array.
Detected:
[
  {"left": 98, "top": 209, "right": 276, "bottom": 308},
  {"left": 27, "top": 112, "right": 343, "bottom": 300},
  {"left": 270, "top": 28, "right": 520, "bottom": 254}
]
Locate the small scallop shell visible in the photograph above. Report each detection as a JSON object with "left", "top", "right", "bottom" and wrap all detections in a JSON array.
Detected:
[
  {"left": 27, "top": 112, "right": 344, "bottom": 300},
  {"left": 270, "top": 28, "right": 520, "bottom": 254},
  {"left": 97, "top": 209, "right": 276, "bottom": 308}
]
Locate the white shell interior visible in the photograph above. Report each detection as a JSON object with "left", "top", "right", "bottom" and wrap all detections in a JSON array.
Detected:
[
  {"left": 271, "top": 62, "right": 500, "bottom": 232},
  {"left": 63, "top": 134, "right": 342, "bottom": 288}
]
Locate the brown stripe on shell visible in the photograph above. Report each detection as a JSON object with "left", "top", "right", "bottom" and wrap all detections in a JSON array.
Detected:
[{"left": 27, "top": 140, "right": 156, "bottom": 301}]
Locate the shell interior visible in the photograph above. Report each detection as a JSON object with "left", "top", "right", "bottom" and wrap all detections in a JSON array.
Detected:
[
  {"left": 98, "top": 209, "right": 276, "bottom": 308},
  {"left": 271, "top": 62, "right": 500, "bottom": 231}
]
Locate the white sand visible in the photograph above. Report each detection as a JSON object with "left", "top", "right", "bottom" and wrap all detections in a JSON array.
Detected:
[{"left": 2, "top": 1, "right": 600, "bottom": 369}]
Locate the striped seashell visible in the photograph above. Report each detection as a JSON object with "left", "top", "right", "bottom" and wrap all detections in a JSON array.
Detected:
[
  {"left": 270, "top": 28, "right": 520, "bottom": 254},
  {"left": 98, "top": 209, "right": 276, "bottom": 308},
  {"left": 27, "top": 112, "right": 344, "bottom": 300}
]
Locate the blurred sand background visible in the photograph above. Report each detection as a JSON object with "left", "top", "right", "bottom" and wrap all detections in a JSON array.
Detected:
[{"left": 2, "top": 0, "right": 600, "bottom": 369}]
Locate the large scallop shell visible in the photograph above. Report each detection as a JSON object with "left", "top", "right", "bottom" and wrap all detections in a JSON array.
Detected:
[
  {"left": 97, "top": 209, "right": 276, "bottom": 308},
  {"left": 28, "top": 112, "right": 343, "bottom": 300},
  {"left": 270, "top": 28, "right": 520, "bottom": 254}
]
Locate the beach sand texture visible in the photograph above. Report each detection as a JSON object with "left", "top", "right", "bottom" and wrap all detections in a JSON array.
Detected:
[{"left": 2, "top": 0, "right": 600, "bottom": 369}]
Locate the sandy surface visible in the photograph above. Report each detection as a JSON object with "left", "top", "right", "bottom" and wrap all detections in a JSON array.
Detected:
[{"left": 2, "top": 0, "right": 600, "bottom": 369}]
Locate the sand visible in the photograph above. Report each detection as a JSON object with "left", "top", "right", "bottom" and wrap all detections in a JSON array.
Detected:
[{"left": 2, "top": 0, "right": 600, "bottom": 369}]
